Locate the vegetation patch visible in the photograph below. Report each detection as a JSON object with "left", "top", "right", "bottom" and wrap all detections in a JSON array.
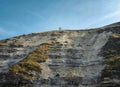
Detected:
[
  {"left": 9, "top": 39, "right": 58, "bottom": 81},
  {"left": 0, "top": 41, "right": 7, "bottom": 47},
  {"left": 9, "top": 42, "right": 24, "bottom": 47},
  {"left": 100, "top": 34, "right": 120, "bottom": 86},
  {"left": 51, "top": 31, "right": 65, "bottom": 36}
]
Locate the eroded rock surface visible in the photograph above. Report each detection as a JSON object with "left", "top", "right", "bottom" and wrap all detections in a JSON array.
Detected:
[{"left": 0, "top": 22, "right": 120, "bottom": 87}]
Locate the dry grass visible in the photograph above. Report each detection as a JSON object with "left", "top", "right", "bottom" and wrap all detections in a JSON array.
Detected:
[
  {"left": 110, "top": 34, "right": 120, "bottom": 38},
  {"left": 51, "top": 31, "right": 64, "bottom": 36},
  {"left": 0, "top": 41, "right": 7, "bottom": 46},
  {"left": 9, "top": 39, "right": 58, "bottom": 80}
]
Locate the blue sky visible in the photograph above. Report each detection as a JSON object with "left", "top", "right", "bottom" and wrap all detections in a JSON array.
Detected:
[{"left": 0, "top": 0, "right": 120, "bottom": 40}]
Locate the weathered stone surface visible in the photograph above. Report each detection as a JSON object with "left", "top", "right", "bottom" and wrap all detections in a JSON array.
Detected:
[{"left": 0, "top": 22, "right": 120, "bottom": 87}]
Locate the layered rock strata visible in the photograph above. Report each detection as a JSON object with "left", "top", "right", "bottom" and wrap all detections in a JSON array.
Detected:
[{"left": 0, "top": 23, "right": 120, "bottom": 87}]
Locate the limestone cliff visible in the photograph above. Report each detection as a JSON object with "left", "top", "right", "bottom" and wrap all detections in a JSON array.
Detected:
[{"left": 0, "top": 22, "right": 120, "bottom": 87}]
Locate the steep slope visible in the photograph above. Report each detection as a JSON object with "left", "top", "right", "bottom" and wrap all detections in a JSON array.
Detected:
[
  {"left": 0, "top": 23, "right": 120, "bottom": 87},
  {"left": 0, "top": 32, "right": 58, "bottom": 73},
  {"left": 99, "top": 34, "right": 120, "bottom": 87}
]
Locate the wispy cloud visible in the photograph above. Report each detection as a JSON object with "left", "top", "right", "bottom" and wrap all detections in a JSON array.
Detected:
[
  {"left": 87, "top": 10, "right": 120, "bottom": 28},
  {"left": 3, "top": 21, "right": 28, "bottom": 31},
  {"left": 0, "top": 27, "right": 6, "bottom": 34},
  {"left": 29, "top": 11, "right": 43, "bottom": 19},
  {"left": 101, "top": 10, "right": 120, "bottom": 20},
  {"left": 25, "top": 8, "right": 44, "bottom": 20},
  {"left": 0, "top": 27, "right": 16, "bottom": 36},
  {"left": 5, "top": 21, "right": 20, "bottom": 28}
]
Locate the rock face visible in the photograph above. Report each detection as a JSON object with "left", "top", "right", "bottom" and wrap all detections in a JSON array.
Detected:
[{"left": 0, "top": 22, "right": 120, "bottom": 87}]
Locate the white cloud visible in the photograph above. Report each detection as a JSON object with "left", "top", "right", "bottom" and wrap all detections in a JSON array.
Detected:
[
  {"left": 102, "top": 10, "right": 120, "bottom": 20},
  {"left": 87, "top": 10, "right": 120, "bottom": 28}
]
